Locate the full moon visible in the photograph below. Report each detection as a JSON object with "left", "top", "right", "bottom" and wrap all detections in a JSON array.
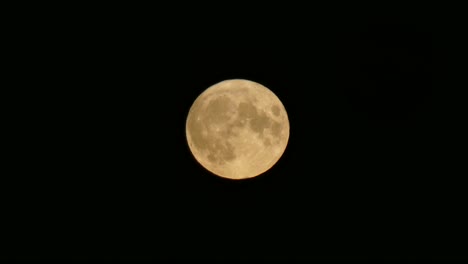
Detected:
[{"left": 185, "top": 79, "right": 290, "bottom": 180}]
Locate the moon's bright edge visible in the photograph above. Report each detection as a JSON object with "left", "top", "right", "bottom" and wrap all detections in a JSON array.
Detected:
[{"left": 186, "top": 79, "right": 290, "bottom": 180}]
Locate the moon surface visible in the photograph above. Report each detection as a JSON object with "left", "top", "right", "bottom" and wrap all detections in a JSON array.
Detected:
[{"left": 185, "top": 79, "right": 290, "bottom": 180}]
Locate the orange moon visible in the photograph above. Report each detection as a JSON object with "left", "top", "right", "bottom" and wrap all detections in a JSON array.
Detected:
[{"left": 185, "top": 79, "right": 290, "bottom": 180}]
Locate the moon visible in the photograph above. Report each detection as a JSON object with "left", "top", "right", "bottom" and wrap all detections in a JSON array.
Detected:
[{"left": 185, "top": 79, "right": 290, "bottom": 180}]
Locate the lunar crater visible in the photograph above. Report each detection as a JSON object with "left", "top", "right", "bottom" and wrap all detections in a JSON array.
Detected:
[{"left": 271, "top": 105, "right": 281, "bottom": 116}]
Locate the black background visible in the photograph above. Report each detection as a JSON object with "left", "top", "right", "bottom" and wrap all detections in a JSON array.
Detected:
[{"left": 7, "top": 4, "right": 466, "bottom": 261}]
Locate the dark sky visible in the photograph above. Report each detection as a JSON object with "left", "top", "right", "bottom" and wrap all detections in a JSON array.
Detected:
[{"left": 9, "top": 6, "right": 465, "bottom": 261}]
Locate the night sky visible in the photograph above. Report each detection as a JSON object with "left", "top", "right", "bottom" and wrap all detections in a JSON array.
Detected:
[{"left": 9, "top": 5, "right": 465, "bottom": 261}]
